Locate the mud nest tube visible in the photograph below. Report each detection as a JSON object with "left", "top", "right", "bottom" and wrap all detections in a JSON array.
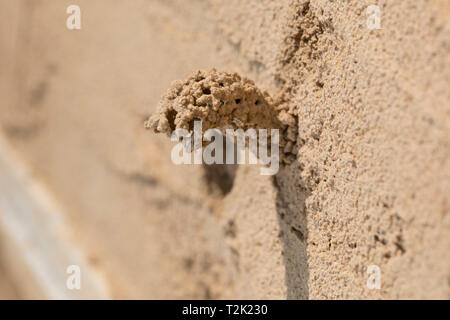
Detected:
[{"left": 145, "top": 69, "right": 298, "bottom": 164}]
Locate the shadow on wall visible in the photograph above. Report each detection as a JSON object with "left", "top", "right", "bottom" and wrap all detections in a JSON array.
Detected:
[
  {"left": 204, "top": 156, "right": 310, "bottom": 299},
  {"left": 201, "top": 135, "right": 240, "bottom": 197},
  {"left": 273, "top": 162, "right": 310, "bottom": 299}
]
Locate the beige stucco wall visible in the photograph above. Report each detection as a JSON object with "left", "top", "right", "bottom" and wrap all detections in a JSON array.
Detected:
[{"left": 0, "top": 0, "right": 448, "bottom": 299}]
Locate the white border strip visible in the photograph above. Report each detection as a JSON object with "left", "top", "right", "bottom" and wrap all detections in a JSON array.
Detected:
[{"left": 0, "top": 134, "right": 110, "bottom": 299}]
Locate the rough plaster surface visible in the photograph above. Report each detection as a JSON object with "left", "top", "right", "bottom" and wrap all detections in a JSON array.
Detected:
[{"left": 0, "top": 0, "right": 449, "bottom": 299}]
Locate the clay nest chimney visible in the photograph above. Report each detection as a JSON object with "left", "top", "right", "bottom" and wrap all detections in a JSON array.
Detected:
[{"left": 145, "top": 69, "right": 298, "bottom": 164}]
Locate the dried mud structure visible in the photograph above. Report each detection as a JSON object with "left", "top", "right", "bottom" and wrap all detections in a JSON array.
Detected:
[
  {"left": 1, "top": 0, "right": 449, "bottom": 300},
  {"left": 145, "top": 69, "right": 298, "bottom": 163}
]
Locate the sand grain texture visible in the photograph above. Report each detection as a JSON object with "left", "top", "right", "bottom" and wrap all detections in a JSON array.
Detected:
[{"left": 0, "top": 0, "right": 449, "bottom": 299}]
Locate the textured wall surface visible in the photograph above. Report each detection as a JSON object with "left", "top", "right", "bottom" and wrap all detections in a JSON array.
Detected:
[{"left": 0, "top": 0, "right": 449, "bottom": 299}]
